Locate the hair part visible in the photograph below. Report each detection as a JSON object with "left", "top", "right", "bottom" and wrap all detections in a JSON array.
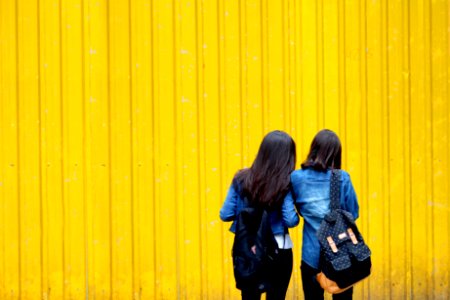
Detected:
[
  {"left": 301, "top": 129, "right": 342, "bottom": 171},
  {"left": 234, "top": 130, "right": 296, "bottom": 209}
]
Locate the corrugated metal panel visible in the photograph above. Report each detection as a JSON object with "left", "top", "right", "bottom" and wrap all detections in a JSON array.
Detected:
[{"left": 0, "top": 0, "right": 449, "bottom": 299}]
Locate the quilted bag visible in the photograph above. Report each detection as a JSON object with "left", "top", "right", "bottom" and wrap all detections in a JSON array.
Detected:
[{"left": 316, "top": 170, "right": 371, "bottom": 293}]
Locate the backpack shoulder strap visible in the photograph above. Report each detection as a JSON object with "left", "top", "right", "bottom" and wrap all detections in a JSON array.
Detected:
[{"left": 330, "top": 169, "right": 341, "bottom": 211}]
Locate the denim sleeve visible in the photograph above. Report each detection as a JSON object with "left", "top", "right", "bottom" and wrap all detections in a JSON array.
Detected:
[
  {"left": 219, "top": 183, "right": 239, "bottom": 222},
  {"left": 290, "top": 173, "right": 303, "bottom": 216},
  {"left": 341, "top": 172, "right": 359, "bottom": 220},
  {"left": 281, "top": 190, "right": 300, "bottom": 228}
]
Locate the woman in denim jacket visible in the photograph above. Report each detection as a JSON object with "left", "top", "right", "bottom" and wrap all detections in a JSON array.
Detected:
[
  {"left": 290, "top": 129, "right": 359, "bottom": 300},
  {"left": 220, "top": 130, "right": 299, "bottom": 300}
]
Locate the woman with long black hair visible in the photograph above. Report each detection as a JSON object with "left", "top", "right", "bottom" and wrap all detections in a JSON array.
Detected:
[
  {"left": 291, "top": 129, "right": 359, "bottom": 300},
  {"left": 220, "top": 130, "right": 299, "bottom": 300}
]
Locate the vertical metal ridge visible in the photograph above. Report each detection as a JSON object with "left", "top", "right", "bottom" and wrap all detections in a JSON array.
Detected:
[
  {"left": 361, "top": 0, "right": 370, "bottom": 297},
  {"left": 217, "top": 0, "right": 226, "bottom": 296},
  {"left": 127, "top": 0, "right": 136, "bottom": 298},
  {"left": 403, "top": 0, "right": 413, "bottom": 298},
  {"left": 296, "top": 0, "right": 303, "bottom": 156},
  {"left": 447, "top": 3, "right": 450, "bottom": 292},
  {"left": 80, "top": 0, "right": 89, "bottom": 298},
  {"left": 58, "top": 0, "right": 65, "bottom": 297},
  {"left": 380, "top": 0, "right": 389, "bottom": 298},
  {"left": 447, "top": 0, "right": 450, "bottom": 293},
  {"left": 150, "top": 0, "right": 157, "bottom": 297},
  {"left": 424, "top": 0, "right": 432, "bottom": 295},
  {"left": 106, "top": 0, "right": 114, "bottom": 296},
  {"left": 172, "top": 0, "right": 181, "bottom": 298},
  {"left": 14, "top": 0, "right": 22, "bottom": 297},
  {"left": 195, "top": 0, "right": 205, "bottom": 297},
  {"left": 286, "top": 0, "right": 293, "bottom": 133},
  {"left": 281, "top": 0, "right": 288, "bottom": 130},
  {"left": 36, "top": 0, "right": 45, "bottom": 296},
  {"left": 260, "top": 0, "right": 266, "bottom": 133},
  {"left": 338, "top": 0, "right": 346, "bottom": 143},
  {"left": 316, "top": 0, "right": 323, "bottom": 129},
  {"left": 238, "top": 0, "right": 246, "bottom": 165},
  {"left": 426, "top": 0, "right": 434, "bottom": 294}
]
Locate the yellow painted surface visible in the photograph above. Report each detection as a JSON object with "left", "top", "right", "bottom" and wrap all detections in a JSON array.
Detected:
[{"left": 0, "top": 0, "right": 449, "bottom": 299}]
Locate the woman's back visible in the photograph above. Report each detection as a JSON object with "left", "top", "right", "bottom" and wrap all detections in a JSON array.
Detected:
[
  {"left": 219, "top": 130, "right": 299, "bottom": 300},
  {"left": 220, "top": 177, "right": 299, "bottom": 236},
  {"left": 292, "top": 129, "right": 359, "bottom": 300},
  {"left": 290, "top": 168, "right": 358, "bottom": 269}
]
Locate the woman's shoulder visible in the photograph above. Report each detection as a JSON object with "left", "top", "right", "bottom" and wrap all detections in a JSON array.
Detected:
[
  {"left": 291, "top": 168, "right": 309, "bottom": 176},
  {"left": 231, "top": 169, "right": 250, "bottom": 196},
  {"left": 232, "top": 169, "right": 247, "bottom": 185},
  {"left": 290, "top": 168, "right": 323, "bottom": 186},
  {"left": 290, "top": 169, "right": 305, "bottom": 181},
  {"left": 338, "top": 169, "right": 352, "bottom": 181},
  {"left": 291, "top": 167, "right": 326, "bottom": 178}
]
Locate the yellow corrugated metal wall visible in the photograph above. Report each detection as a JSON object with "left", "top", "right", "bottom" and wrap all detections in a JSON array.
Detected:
[{"left": 0, "top": 0, "right": 449, "bottom": 299}]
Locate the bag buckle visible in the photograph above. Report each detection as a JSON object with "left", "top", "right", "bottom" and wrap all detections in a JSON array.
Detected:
[
  {"left": 347, "top": 228, "right": 358, "bottom": 244},
  {"left": 327, "top": 236, "right": 338, "bottom": 253}
]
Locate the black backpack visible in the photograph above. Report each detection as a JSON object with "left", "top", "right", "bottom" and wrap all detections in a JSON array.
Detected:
[
  {"left": 232, "top": 197, "right": 279, "bottom": 291},
  {"left": 316, "top": 170, "right": 371, "bottom": 289}
]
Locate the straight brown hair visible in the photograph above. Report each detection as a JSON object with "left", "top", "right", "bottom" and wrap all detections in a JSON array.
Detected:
[
  {"left": 235, "top": 130, "right": 296, "bottom": 209},
  {"left": 301, "top": 129, "right": 341, "bottom": 171}
]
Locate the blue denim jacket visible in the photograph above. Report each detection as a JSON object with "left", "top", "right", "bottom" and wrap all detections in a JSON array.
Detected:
[
  {"left": 219, "top": 181, "right": 299, "bottom": 235},
  {"left": 290, "top": 168, "right": 359, "bottom": 269}
]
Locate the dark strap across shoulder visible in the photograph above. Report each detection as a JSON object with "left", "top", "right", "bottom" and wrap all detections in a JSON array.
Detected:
[{"left": 329, "top": 169, "right": 341, "bottom": 211}]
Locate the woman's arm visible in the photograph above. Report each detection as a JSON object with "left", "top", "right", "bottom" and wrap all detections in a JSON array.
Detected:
[
  {"left": 341, "top": 171, "right": 359, "bottom": 220},
  {"left": 281, "top": 190, "right": 300, "bottom": 227},
  {"left": 219, "top": 182, "right": 239, "bottom": 222}
]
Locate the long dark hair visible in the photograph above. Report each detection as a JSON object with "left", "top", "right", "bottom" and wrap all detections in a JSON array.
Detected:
[
  {"left": 234, "top": 130, "right": 296, "bottom": 208},
  {"left": 301, "top": 129, "right": 341, "bottom": 171}
]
